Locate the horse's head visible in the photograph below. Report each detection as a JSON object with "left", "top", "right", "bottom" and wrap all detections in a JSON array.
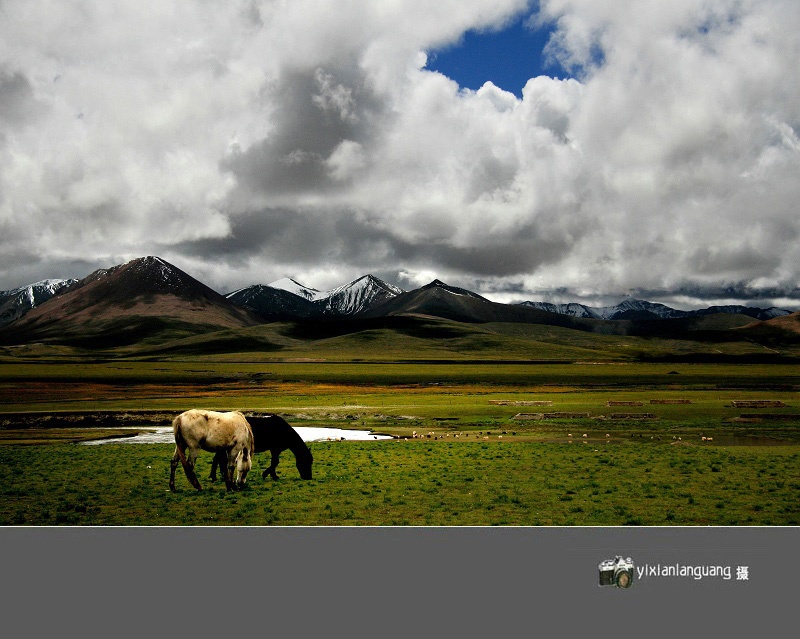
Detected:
[
  {"left": 235, "top": 447, "right": 252, "bottom": 487},
  {"left": 296, "top": 448, "right": 313, "bottom": 480}
]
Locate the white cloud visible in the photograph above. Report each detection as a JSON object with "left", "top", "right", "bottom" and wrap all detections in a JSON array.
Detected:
[
  {"left": 325, "top": 140, "right": 366, "bottom": 181},
  {"left": 1, "top": 0, "right": 799, "bottom": 309}
]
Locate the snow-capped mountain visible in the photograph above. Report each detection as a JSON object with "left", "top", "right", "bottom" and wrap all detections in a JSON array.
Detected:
[
  {"left": 421, "top": 279, "right": 489, "bottom": 300},
  {"left": 0, "top": 278, "right": 78, "bottom": 328},
  {"left": 518, "top": 298, "right": 792, "bottom": 321},
  {"left": 517, "top": 301, "right": 598, "bottom": 319},
  {"left": 264, "top": 274, "right": 404, "bottom": 316},
  {"left": 268, "top": 278, "right": 323, "bottom": 301},
  {"left": 695, "top": 305, "right": 790, "bottom": 321},
  {"left": 225, "top": 284, "right": 318, "bottom": 320},
  {"left": 0, "top": 256, "right": 260, "bottom": 346},
  {"left": 317, "top": 275, "right": 404, "bottom": 315},
  {"left": 594, "top": 299, "right": 688, "bottom": 320}
]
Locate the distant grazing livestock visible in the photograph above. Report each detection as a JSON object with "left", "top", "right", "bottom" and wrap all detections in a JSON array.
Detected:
[
  {"left": 210, "top": 414, "right": 313, "bottom": 481},
  {"left": 169, "top": 410, "right": 253, "bottom": 492}
]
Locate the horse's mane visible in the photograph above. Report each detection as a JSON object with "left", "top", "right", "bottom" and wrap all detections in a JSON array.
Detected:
[
  {"left": 291, "top": 434, "right": 312, "bottom": 462},
  {"left": 249, "top": 414, "right": 310, "bottom": 459},
  {"left": 284, "top": 418, "right": 312, "bottom": 460}
]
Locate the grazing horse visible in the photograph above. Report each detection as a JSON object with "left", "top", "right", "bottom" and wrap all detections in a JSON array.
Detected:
[
  {"left": 210, "top": 414, "right": 313, "bottom": 481},
  {"left": 169, "top": 409, "right": 254, "bottom": 492}
]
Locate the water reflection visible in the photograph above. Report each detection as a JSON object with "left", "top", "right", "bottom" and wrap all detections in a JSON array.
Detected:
[{"left": 81, "top": 426, "right": 392, "bottom": 445}]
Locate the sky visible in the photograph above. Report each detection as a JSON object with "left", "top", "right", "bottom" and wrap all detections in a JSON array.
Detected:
[
  {"left": 426, "top": 15, "right": 567, "bottom": 98},
  {"left": 1, "top": 0, "right": 799, "bottom": 310}
]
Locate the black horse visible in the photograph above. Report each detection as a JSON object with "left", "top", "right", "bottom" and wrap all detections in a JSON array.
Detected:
[{"left": 210, "top": 414, "right": 313, "bottom": 481}]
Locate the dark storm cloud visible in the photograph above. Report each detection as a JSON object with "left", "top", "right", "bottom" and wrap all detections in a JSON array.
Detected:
[
  {"left": 220, "top": 65, "right": 384, "bottom": 198},
  {"left": 173, "top": 206, "right": 393, "bottom": 271},
  {"left": 0, "top": 68, "right": 46, "bottom": 126},
  {"left": 174, "top": 198, "right": 585, "bottom": 285}
]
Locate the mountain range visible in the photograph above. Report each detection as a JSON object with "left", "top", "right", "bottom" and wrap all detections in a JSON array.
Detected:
[
  {"left": 0, "top": 255, "right": 797, "bottom": 349},
  {"left": 518, "top": 298, "right": 789, "bottom": 322},
  {"left": 225, "top": 274, "right": 404, "bottom": 320}
]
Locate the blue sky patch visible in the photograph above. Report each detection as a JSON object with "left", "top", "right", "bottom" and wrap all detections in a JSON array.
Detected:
[{"left": 425, "top": 17, "right": 566, "bottom": 98}]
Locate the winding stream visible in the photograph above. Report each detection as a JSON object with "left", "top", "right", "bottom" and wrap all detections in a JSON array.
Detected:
[{"left": 81, "top": 425, "right": 393, "bottom": 445}]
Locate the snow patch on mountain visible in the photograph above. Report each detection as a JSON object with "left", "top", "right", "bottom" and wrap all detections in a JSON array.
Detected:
[
  {"left": 519, "top": 298, "right": 792, "bottom": 321},
  {"left": 423, "top": 280, "right": 488, "bottom": 300},
  {"left": 124, "top": 256, "right": 193, "bottom": 292},
  {"left": 266, "top": 274, "right": 404, "bottom": 315},
  {"left": 0, "top": 278, "right": 78, "bottom": 327},
  {"left": 519, "top": 301, "right": 598, "bottom": 318},
  {"left": 269, "top": 277, "right": 323, "bottom": 301},
  {"left": 594, "top": 299, "right": 687, "bottom": 320},
  {"left": 317, "top": 275, "right": 404, "bottom": 315}
]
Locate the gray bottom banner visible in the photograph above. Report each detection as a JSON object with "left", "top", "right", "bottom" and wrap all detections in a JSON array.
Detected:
[{"left": 1, "top": 526, "right": 795, "bottom": 635}]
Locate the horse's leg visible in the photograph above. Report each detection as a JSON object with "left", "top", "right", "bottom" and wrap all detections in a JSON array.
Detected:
[
  {"left": 221, "top": 449, "right": 236, "bottom": 491},
  {"left": 209, "top": 452, "right": 222, "bottom": 482},
  {"left": 169, "top": 446, "right": 180, "bottom": 492},
  {"left": 262, "top": 449, "right": 280, "bottom": 480},
  {"left": 170, "top": 444, "right": 202, "bottom": 491},
  {"left": 182, "top": 448, "right": 203, "bottom": 491}
]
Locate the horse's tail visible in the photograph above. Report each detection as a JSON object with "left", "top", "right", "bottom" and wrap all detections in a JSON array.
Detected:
[
  {"left": 172, "top": 413, "right": 203, "bottom": 490},
  {"left": 172, "top": 415, "right": 190, "bottom": 467},
  {"left": 244, "top": 418, "right": 254, "bottom": 455}
]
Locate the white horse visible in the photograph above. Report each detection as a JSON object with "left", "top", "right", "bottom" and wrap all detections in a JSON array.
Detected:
[{"left": 169, "top": 410, "right": 254, "bottom": 492}]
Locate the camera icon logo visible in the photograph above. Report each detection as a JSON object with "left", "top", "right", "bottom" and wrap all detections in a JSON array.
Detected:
[{"left": 598, "top": 556, "right": 635, "bottom": 588}]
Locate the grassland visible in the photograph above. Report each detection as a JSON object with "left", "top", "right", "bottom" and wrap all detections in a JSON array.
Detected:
[
  {"left": 2, "top": 440, "right": 799, "bottom": 526},
  {"left": 1, "top": 316, "right": 799, "bottom": 525}
]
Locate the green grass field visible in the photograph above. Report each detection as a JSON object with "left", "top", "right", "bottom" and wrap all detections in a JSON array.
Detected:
[
  {"left": 2, "top": 440, "right": 799, "bottom": 525},
  {"left": 1, "top": 318, "right": 799, "bottom": 525}
]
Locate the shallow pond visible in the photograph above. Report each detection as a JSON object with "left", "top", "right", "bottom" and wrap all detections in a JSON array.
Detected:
[{"left": 81, "top": 426, "right": 393, "bottom": 445}]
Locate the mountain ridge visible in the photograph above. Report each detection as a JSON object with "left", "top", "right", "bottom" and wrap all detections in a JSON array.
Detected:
[
  {"left": 232, "top": 274, "right": 405, "bottom": 318},
  {"left": 1, "top": 256, "right": 796, "bottom": 349},
  {"left": 518, "top": 298, "right": 790, "bottom": 322},
  {"left": 0, "top": 278, "right": 79, "bottom": 328}
]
